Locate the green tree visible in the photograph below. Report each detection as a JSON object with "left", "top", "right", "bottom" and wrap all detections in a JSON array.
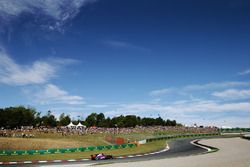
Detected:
[
  {"left": 124, "top": 115, "right": 138, "bottom": 127},
  {"left": 111, "top": 115, "right": 125, "bottom": 127},
  {"left": 59, "top": 113, "right": 71, "bottom": 126},
  {"left": 85, "top": 113, "right": 98, "bottom": 127},
  {"left": 0, "top": 106, "right": 36, "bottom": 128},
  {"left": 96, "top": 113, "right": 105, "bottom": 127},
  {"left": 103, "top": 117, "right": 112, "bottom": 127},
  {"left": 141, "top": 117, "right": 154, "bottom": 126},
  {"left": 166, "top": 119, "right": 177, "bottom": 126},
  {"left": 34, "top": 112, "right": 42, "bottom": 126},
  {"left": 41, "top": 110, "right": 57, "bottom": 127},
  {"left": 155, "top": 117, "right": 165, "bottom": 126}
]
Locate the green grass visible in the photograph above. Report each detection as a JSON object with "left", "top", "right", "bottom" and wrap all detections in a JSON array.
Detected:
[
  {"left": 0, "top": 132, "right": 164, "bottom": 151},
  {"left": 0, "top": 133, "right": 111, "bottom": 150},
  {"left": 2, "top": 131, "right": 212, "bottom": 162},
  {"left": 0, "top": 140, "right": 166, "bottom": 162},
  {"left": 114, "top": 133, "right": 155, "bottom": 142}
]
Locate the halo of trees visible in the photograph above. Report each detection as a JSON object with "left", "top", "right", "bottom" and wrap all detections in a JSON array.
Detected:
[{"left": 0, "top": 106, "right": 179, "bottom": 129}]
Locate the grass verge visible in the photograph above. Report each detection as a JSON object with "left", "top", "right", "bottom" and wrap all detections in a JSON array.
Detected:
[
  {"left": 0, "top": 140, "right": 166, "bottom": 162},
  {"left": 0, "top": 134, "right": 109, "bottom": 150}
]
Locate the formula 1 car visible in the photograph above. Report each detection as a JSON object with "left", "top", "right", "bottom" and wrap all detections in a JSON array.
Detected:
[{"left": 91, "top": 153, "right": 114, "bottom": 160}]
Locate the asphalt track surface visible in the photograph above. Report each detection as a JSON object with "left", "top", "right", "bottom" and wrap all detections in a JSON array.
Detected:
[
  {"left": 34, "top": 138, "right": 210, "bottom": 167},
  {"left": 2, "top": 136, "right": 223, "bottom": 167}
]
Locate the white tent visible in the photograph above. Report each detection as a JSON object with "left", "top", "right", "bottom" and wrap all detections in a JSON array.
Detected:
[
  {"left": 76, "top": 122, "right": 86, "bottom": 128},
  {"left": 67, "top": 122, "right": 76, "bottom": 128}
]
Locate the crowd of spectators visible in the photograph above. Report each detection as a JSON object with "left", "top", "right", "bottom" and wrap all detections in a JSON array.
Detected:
[
  {"left": 0, "top": 127, "right": 35, "bottom": 138},
  {"left": 0, "top": 125, "right": 219, "bottom": 138}
]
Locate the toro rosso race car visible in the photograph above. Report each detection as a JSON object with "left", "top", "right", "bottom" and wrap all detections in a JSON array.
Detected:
[{"left": 91, "top": 153, "right": 114, "bottom": 160}]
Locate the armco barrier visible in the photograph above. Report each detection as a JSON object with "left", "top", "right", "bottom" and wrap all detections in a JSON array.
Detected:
[
  {"left": 220, "top": 128, "right": 250, "bottom": 133},
  {"left": 146, "top": 133, "right": 220, "bottom": 143},
  {"left": 0, "top": 143, "right": 137, "bottom": 156},
  {"left": 105, "top": 145, "right": 112, "bottom": 149}
]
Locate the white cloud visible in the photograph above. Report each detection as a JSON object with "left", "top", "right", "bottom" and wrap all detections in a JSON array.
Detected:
[
  {"left": 0, "top": 48, "right": 76, "bottom": 86},
  {"left": 175, "top": 116, "right": 250, "bottom": 128},
  {"left": 148, "top": 81, "right": 250, "bottom": 98},
  {"left": 212, "top": 89, "right": 250, "bottom": 100},
  {"left": 151, "top": 98, "right": 162, "bottom": 103},
  {"left": 0, "top": 0, "right": 96, "bottom": 30},
  {"left": 239, "top": 69, "right": 250, "bottom": 75},
  {"left": 149, "top": 88, "right": 172, "bottom": 96},
  {"left": 183, "top": 81, "right": 250, "bottom": 91},
  {"left": 100, "top": 100, "right": 250, "bottom": 127},
  {"left": 144, "top": 81, "right": 250, "bottom": 127},
  {"left": 34, "top": 84, "right": 85, "bottom": 105},
  {"left": 118, "top": 103, "right": 164, "bottom": 113},
  {"left": 0, "top": 49, "right": 54, "bottom": 85},
  {"left": 115, "top": 100, "right": 250, "bottom": 115},
  {"left": 0, "top": 0, "right": 94, "bottom": 19},
  {"left": 0, "top": 47, "right": 83, "bottom": 106},
  {"left": 104, "top": 40, "right": 151, "bottom": 52},
  {"left": 86, "top": 104, "right": 109, "bottom": 108},
  {"left": 210, "top": 116, "right": 250, "bottom": 128},
  {"left": 45, "top": 98, "right": 250, "bottom": 127}
]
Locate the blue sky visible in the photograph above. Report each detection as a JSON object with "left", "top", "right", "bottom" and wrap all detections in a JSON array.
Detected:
[{"left": 0, "top": 0, "right": 250, "bottom": 127}]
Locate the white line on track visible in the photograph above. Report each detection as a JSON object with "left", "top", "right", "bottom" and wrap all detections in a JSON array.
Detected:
[
  {"left": 135, "top": 154, "right": 143, "bottom": 157},
  {"left": 190, "top": 140, "right": 212, "bottom": 152},
  {"left": 117, "top": 156, "right": 125, "bottom": 159},
  {"left": 24, "top": 161, "right": 32, "bottom": 164},
  {"left": 67, "top": 159, "right": 77, "bottom": 162},
  {"left": 39, "top": 161, "right": 48, "bottom": 163}
]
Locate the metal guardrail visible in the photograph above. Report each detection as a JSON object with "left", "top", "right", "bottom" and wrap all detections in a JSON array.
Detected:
[
  {"left": 220, "top": 128, "right": 250, "bottom": 133},
  {"left": 146, "top": 133, "right": 220, "bottom": 143}
]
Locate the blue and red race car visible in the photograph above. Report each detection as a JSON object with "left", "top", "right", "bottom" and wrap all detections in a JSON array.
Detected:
[{"left": 91, "top": 153, "right": 114, "bottom": 160}]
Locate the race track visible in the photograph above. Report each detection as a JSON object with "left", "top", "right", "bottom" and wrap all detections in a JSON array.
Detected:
[{"left": 35, "top": 138, "right": 210, "bottom": 167}]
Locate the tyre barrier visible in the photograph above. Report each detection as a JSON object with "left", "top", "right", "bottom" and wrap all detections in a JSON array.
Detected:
[
  {"left": 146, "top": 133, "right": 220, "bottom": 143},
  {"left": 0, "top": 143, "right": 137, "bottom": 156}
]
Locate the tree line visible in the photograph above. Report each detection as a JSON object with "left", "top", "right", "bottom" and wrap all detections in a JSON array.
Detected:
[{"left": 0, "top": 106, "right": 179, "bottom": 129}]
